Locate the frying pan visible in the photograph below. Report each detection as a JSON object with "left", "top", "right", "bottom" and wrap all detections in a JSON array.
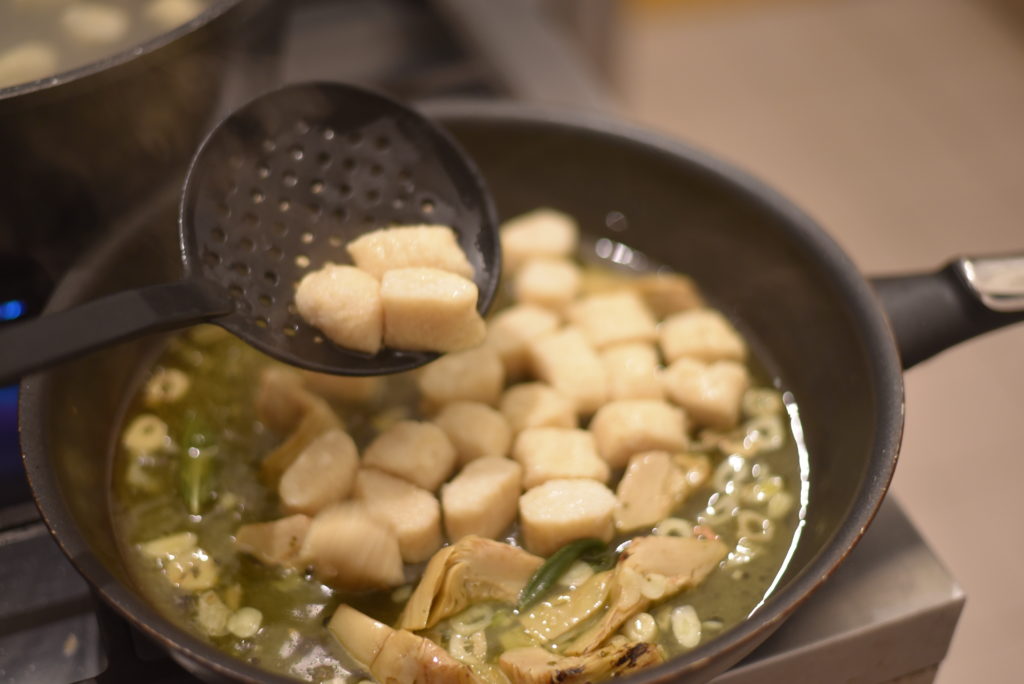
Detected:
[{"left": 18, "top": 101, "right": 1024, "bottom": 683}]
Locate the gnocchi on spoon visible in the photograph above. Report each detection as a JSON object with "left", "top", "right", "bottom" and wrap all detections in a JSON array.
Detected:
[{"left": 0, "top": 82, "right": 500, "bottom": 383}]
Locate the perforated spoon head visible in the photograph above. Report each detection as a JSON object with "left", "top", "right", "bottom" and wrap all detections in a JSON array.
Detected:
[{"left": 179, "top": 82, "right": 500, "bottom": 375}]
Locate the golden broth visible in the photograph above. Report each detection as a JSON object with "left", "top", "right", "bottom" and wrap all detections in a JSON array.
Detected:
[{"left": 112, "top": 258, "right": 808, "bottom": 682}]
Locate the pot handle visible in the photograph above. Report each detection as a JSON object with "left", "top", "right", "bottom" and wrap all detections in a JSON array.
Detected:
[{"left": 871, "top": 254, "right": 1024, "bottom": 369}]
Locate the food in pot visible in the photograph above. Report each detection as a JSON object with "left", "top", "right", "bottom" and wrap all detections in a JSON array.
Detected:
[
  {"left": 295, "top": 225, "right": 485, "bottom": 354},
  {"left": 0, "top": 0, "right": 210, "bottom": 88},
  {"left": 113, "top": 208, "right": 807, "bottom": 682},
  {"left": 0, "top": 41, "right": 59, "bottom": 87}
]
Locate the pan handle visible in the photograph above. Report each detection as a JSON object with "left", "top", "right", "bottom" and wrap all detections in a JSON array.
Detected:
[{"left": 871, "top": 254, "right": 1024, "bottom": 369}]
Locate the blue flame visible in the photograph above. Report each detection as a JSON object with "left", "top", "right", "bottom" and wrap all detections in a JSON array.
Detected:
[{"left": 0, "top": 300, "right": 25, "bottom": 322}]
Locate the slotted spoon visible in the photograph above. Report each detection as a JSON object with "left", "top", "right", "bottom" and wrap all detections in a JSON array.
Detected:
[{"left": 0, "top": 82, "right": 500, "bottom": 384}]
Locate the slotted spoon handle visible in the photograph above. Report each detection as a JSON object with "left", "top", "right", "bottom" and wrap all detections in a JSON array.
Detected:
[{"left": 0, "top": 280, "right": 230, "bottom": 385}]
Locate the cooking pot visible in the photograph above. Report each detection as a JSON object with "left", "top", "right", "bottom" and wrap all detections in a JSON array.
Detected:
[
  {"left": 0, "top": 0, "right": 282, "bottom": 284},
  {"left": 18, "top": 101, "right": 1024, "bottom": 682}
]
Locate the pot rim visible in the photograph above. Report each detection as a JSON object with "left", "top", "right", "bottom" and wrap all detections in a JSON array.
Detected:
[
  {"left": 0, "top": 0, "right": 244, "bottom": 101},
  {"left": 19, "top": 100, "right": 906, "bottom": 683}
]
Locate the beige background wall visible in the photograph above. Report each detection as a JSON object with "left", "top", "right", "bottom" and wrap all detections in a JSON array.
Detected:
[{"left": 614, "top": 1, "right": 1024, "bottom": 681}]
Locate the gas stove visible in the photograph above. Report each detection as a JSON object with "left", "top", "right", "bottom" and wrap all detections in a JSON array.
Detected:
[{"left": 0, "top": 2, "right": 962, "bottom": 682}]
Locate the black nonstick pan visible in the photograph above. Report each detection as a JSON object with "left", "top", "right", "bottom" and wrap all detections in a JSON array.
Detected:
[{"left": 18, "top": 101, "right": 1024, "bottom": 683}]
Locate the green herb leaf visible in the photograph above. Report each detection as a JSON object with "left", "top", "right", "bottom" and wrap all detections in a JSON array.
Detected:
[
  {"left": 178, "top": 412, "right": 216, "bottom": 515},
  {"left": 517, "top": 538, "right": 608, "bottom": 611}
]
